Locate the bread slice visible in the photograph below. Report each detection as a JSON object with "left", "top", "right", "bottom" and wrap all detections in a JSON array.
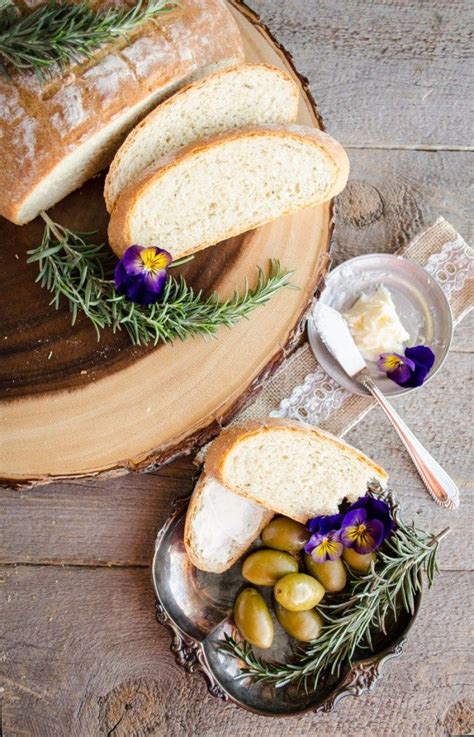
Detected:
[
  {"left": 204, "top": 419, "right": 388, "bottom": 523},
  {"left": 107, "top": 124, "right": 350, "bottom": 258},
  {"left": 184, "top": 473, "right": 273, "bottom": 573},
  {"left": 104, "top": 64, "right": 299, "bottom": 213}
]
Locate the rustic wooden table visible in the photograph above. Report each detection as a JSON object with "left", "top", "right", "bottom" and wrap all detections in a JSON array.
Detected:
[{"left": 2, "top": 1, "right": 473, "bottom": 735}]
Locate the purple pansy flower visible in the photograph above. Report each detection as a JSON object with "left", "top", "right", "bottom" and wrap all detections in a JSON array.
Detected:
[
  {"left": 307, "top": 512, "right": 343, "bottom": 535},
  {"left": 115, "top": 245, "right": 172, "bottom": 306},
  {"left": 377, "top": 345, "right": 435, "bottom": 388},
  {"left": 347, "top": 495, "right": 394, "bottom": 539},
  {"left": 340, "top": 494, "right": 393, "bottom": 554},
  {"left": 340, "top": 508, "right": 384, "bottom": 554},
  {"left": 305, "top": 529, "right": 343, "bottom": 563}
]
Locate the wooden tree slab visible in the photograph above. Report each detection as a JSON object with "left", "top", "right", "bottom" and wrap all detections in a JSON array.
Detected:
[{"left": 0, "top": 1, "right": 332, "bottom": 486}]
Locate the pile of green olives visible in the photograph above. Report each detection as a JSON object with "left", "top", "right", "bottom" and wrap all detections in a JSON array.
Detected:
[{"left": 233, "top": 515, "right": 375, "bottom": 648}]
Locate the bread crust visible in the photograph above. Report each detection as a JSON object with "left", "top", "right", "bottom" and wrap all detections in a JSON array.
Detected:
[
  {"left": 0, "top": 0, "right": 244, "bottom": 225},
  {"left": 184, "top": 472, "right": 273, "bottom": 573},
  {"left": 204, "top": 418, "right": 389, "bottom": 523},
  {"left": 107, "top": 124, "right": 350, "bottom": 257},
  {"left": 104, "top": 63, "right": 300, "bottom": 213}
]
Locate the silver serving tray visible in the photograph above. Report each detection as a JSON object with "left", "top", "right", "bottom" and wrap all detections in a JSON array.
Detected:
[{"left": 151, "top": 494, "right": 421, "bottom": 717}]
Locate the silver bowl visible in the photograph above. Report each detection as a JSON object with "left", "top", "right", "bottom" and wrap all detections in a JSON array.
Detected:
[
  {"left": 151, "top": 494, "right": 420, "bottom": 717},
  {"left": 308, "top": 254, "right": 453, "bottom": 397}
]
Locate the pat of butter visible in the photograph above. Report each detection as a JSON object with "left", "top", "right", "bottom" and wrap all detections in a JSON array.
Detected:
[{"left": 343, "top": 286, "right": 410, "bottom": 362}]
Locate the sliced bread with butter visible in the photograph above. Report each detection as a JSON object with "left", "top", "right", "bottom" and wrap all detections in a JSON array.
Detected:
[
  {"left": 204, "top": 419, "right": 388, "bottom": 524},
  {"left": 104, "top": 64, "right": 300, "bottom": 213},
  {"left": 184, "top": 473, "right": 273, "bottom": 573},
  {"left": 184, "top": 418, "right": 388, "bottom": 572},
  {"left": 107, "top": 124, "right": 350, "bottom": 258}
]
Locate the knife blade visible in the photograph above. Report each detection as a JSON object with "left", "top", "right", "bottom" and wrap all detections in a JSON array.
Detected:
[
  {"left": 312, "top": 302, "right": 459, "bottom": 509},
  {"left": 313, "top": 303, "right": 367, "bottom": 379}
]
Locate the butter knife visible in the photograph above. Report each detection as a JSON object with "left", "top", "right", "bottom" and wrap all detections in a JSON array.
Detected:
[{"left": 314, "top": 304, "right": 459, "bottom": 510}]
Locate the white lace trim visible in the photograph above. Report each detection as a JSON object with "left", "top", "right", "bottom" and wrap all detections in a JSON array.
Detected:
[
  {"left": 273, "top": 234, "right": 473, "bottom": 423},
  {"left": 270, "top": 364, "right": 349, "bottom": 423},
  {"left": 424, "top": 235, "right": 474, "bottom": 298}
]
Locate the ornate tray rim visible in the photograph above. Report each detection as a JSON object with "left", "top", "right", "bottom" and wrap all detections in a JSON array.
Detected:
[{"left": 151, "top": 494, "right": 421, "bottom": 718}]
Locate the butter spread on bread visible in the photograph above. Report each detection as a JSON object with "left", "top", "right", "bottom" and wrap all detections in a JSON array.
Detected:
[{"left": 184, "top": 473, "right": 273, "bottom": 573}]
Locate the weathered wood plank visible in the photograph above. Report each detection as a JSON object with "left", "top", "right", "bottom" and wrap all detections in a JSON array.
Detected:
[
  {"left": 0, "top": 472, "right": 194, "bottom": 567},
  {"left": 2, "top": 350, "right": 470, "bottom": 570},
  {"left": 1, "top": 566, "right": 472, "bottom": 737},
  {"left": 333, "top": 148, "right": 473, "bottom": 265},
  {"left": 450, "top": 312, "right": 472, "bottom": 353},
  {"left": 249, "top": 0, "right": 473, "bottom": 147}
]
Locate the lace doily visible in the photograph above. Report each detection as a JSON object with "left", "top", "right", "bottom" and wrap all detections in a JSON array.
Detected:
[
  {"left": 273, "top": 229, "right": 473, "bottom": 423},
  {"left": 424, "top": 235, "right": 474, "bottom": 298}
]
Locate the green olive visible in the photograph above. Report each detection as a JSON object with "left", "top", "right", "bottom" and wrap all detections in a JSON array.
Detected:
[
  {"left": 261, "top": 516, "right": 311, "bottom": 552},
  {"left": 303, "top": 554, "right": 347, "bottom": 593},
  {"left": 234, "top": 588, "right": 274, "bottom": 649},
  {"left": 343, "top": 547, "right": 376, "bottom": 573},
  {"left": 274, "top": 573, "right": 325, "bottom": 611},
  {"left": 242, "top": 550, "right": 298, "bottom": 586},
  {"left": 275, "top": 602, "right": 323, "bottom": 642}
]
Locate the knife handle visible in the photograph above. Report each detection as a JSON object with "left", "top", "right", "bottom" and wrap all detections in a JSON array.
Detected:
[{"left": 360, "top": 375, "right": 459, "bottom": 509}]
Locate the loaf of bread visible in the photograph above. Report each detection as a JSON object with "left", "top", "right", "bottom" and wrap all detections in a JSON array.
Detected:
[
  {"left": 104, "top": 63, "right": 299, "bottom": 213},
  {"left": 0, "top": 0, "right": 244, "bottom": 225},
  {"left": 108, "top": 124, "right": 350, "bottom": 258},
  {"left": 184, "top": 473, "right": 273, "bottom": 573},
  {"left": 204, "top": 419, "right": 388, "bottom": 523}
]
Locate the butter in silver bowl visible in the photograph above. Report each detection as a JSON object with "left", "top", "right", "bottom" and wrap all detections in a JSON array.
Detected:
[{"left": 308, "top": 253, "right": 453, "bottom": 397}]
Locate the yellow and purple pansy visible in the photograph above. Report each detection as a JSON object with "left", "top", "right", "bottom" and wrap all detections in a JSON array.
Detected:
[
  {"left": 377, "top": 345, "right": 435, "bottom": 388},
  {"left": 340, "top": 495, "right": 393, "bottom": 554},
  {"left": 115, "top": 245, "right": 172, "bottom": 305},
  {"left": 305, "top": 513, "right": 344, "bottom": 562},
  {"left": 306, "top": 495, "right": 393, "bottom": 560},
  {"left": 305, "top": 529, "right": 344, "bottom": 563}
]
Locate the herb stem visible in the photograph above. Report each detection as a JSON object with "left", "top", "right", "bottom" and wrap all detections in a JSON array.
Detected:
[
  {"left": 40, "top": 210, "right": 64, "bottom": 242},
  {"left": 28, "top": 216, "right": 293, "bottom": 346}
]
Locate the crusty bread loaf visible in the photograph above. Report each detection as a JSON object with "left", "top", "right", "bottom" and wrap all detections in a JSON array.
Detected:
[
  {"left": 104, "top": 64, "right": 299, "bottom": 213},
  {"left": 184, "top": 473, "right": 273, "bottom": 573},
  {"left": 204, "top": 419, "right": 388, "bottom": 523},
  {"left": 108, "top": 124, "right": 350, "bottom": 258},
  {"left": 0, "top": 0, "right": 244, "bottom": 225}
]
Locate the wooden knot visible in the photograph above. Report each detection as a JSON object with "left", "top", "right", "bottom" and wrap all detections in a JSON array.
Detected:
[
  {"left": 98, "top": 679, "right": 164, "bottom": 736},
  {"left": 442, "top": 699, "right": 474, "bottom": 735},
  {"left": 337, "top": 181, "right": 384, "bottom": 228}
]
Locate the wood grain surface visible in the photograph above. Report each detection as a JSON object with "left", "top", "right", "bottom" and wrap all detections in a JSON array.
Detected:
[
  {"left": 0, "top": 2, "right": 332, "bottom": 484},
  {"left": 1, "top": 1, "right": 473, "bottom": 735}
]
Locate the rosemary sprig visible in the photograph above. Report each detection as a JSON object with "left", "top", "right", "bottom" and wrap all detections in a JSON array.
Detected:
[
  {"left": 0, "top": 0, "right": 178, "bottom": 78},
  {"left": 222, "top": 494, "right": 448, "bottom": 692},
  {"left": 0, "top": 0, "right": 17, "bottom": 31},
  {"left": 26, "top": 214, "right": 294, "bottom": 346}
]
